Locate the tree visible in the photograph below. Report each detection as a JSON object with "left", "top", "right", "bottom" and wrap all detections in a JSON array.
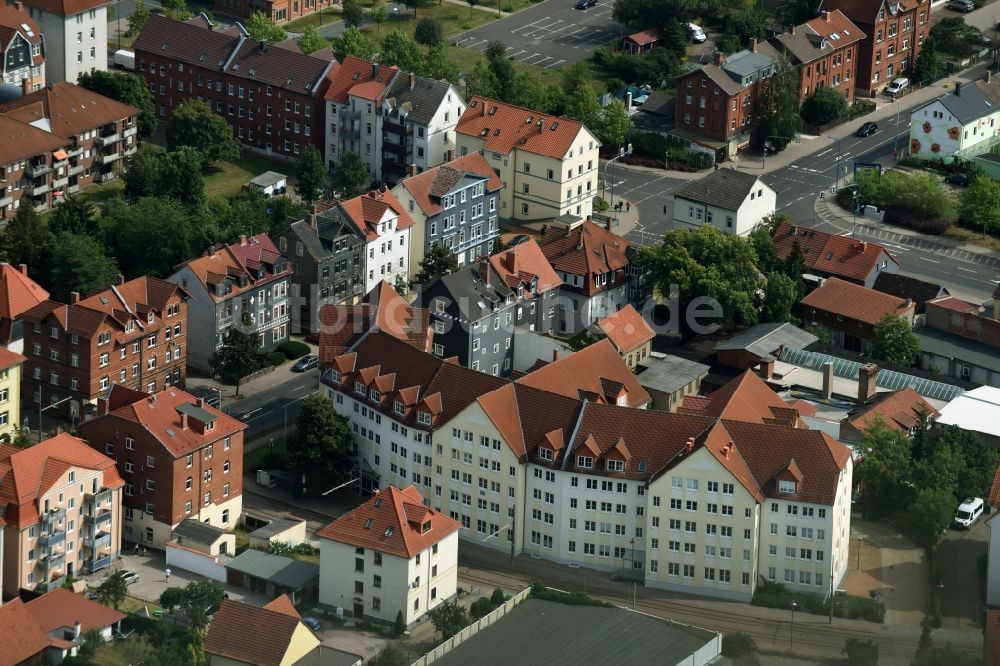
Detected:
[
  {"left": 958, "top": 175, "right": 1000, "bottom": 237},
  {"left": 415, "top": 17, "right": 444, "bottom": 46},
  {"left": 101, "top": 197, "right": 209, "bottom": 278},
  {"left": 379, "top": 30, "right": 422, "bottom": 71},
  {"left": 178, "top": 580, "right": 226, "bottom": 630},
  {"left": 594, "top": 99, "right": 631, "bottom": 148},
  {"left": 842, "top": 638, "right": 879, "bottom": 666},
  {"left": 394, "top": 610, "right": 406, "bottom": 637},
  {"left": 415, "top": 241, "right": 458, "bottom": 284},
  {"left": 929, "top": 17, "right": 982, "bottom": 57},
  {"left": 561, "top": 81, "right": 600, "bottom": 129},
  {"left": 485, "top": 41, "right": 517, "bottom": 101},
  {"left": 50, "top": 196, "right": 98, "bottom": 236},
  {"left": 761, "top": 272, "right": 797, "bottom": 323},
  {"left": 1, "top": 202, "right": 53, "bottom": 277},
  {"left": 330, "top": 151, "right": 370, "bottom": 198},
  {"left": 128, "top": 0, "right": 150, "bottom": 36},
  {"left": 76, "top": 628, "right": 106, "bottom": 661},
  {"left": 722, "top": 632, "right": 759, "bottom": 666},
  {"left": 470, "top": 596, "right": 494, "bottom": 619},
  {"left": 401, "top": 0, "right": 432, "bottom": 17},
  {"left": 370, "top": 644, "right": 409, "bottom": 666},
  {"left": 370, "top": 1, "right": 389, "bottom": 32},
  {"left": 507, "top": 69, "right": 559, "bottom": 113},
  {"left": 123, "top": 146, "right": 205, "bottom": 207},
  {"left": 342, "top": 0, "right": 367, "bottom": 26},
  {"left": 166, "top": 99, "right": 240, "bottom": 163},
  {"left": 854, "top": 417, "right": 913, "bottom": 518},
  {"left": 910, "top": 487, "right": 956, "bottom": 547},
  {"left": 420, "top": 45, "right": 461, "bottom": 84},
  {"left": 466, "top": 0, "right": 479, "bottom": 16},
  {"left": 913, "top": 439, "right": 965, "bottom": 497},
  {"left": 427, "top": 600, "right": 469, "bottom": 640},
  {"left": 77, "top": 70, "right": 156, "bottom": 138},
  {"left": 296, "top": 145, "right": 328, "bottom": 202},
  {"left": 160, "top": 586, "right": 187, "bottom": 612},
  {"left": 161, "top": 0, "right": 188, "bottom": 19},
  {"left": 801, "top": 86, "right": 849, "bottom": 125},
  {"left": 48, "top": 233, "right": 119, "bottom": 303},
  {"left": 721, "top": 8, "right": 764, "bottom": 52},
  {"left": 287, "top": 393, "right": 353, "bottom": 490},
  {"left": 913, "top": 37, "right": 939, "bottom": 84},
  {"left": 754, "top": 56, "right": 802, "bottom": 151},
  {"left": 209, "top": 312, "right": 268, "bottom": 395},
  {"left": 330, "top": 26, "right": 377, "bottom": 62},
  {"left": 871, "top": 313, "right": 919, "bottom": 366},
  {"left": 96, "top": 572, "right": 128, "bottom": 609},
  {"left": 297, "top": 26, "right": 328, "bottom": 55},
  {"left": 244, "top": 10, "right": 287, "bottom": 42},
  {"left": 490, "top": 587, "right": 506, "bottom": 606}
]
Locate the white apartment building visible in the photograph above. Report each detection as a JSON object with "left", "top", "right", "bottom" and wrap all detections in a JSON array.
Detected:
[
  {"left": 317, "top": 485, "right": 459, "bottom": 625},
  {"left": 455, "top": 96, "right": 600, "bottom": 222},
  {"left": 20, "top": 0, "right": 107, "bottom": 83},
  {"left": 327, "top": 189, "right": 414, "bottom": 294},
  {"left": 0, "top": 2, "right": 45, "bottom": 92}
]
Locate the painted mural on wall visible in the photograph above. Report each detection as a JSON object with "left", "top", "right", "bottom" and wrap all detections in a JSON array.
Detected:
[{"left": 909, "top": 101, "right": 1000, "bottom": 159}]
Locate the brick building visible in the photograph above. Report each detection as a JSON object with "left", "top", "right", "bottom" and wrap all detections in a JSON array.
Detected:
[
  {"left": 78, "top": 385, "right": 245, "bottom": 548},
  {"left": 0, "top": 2, "right": 45, "bottom": 94},
  {"left": 19, "top": 275, "right": 190, "bottom": 422},
  {"left": 133, "top": 15, "right": 335, "bottom": 161},
  {"left": 0, "top": 81, "right": 137, "bottom": 219},
  {"left": 800, "top": 276, "right": 915, "bottom": 353},
  {"left": 773, "top": 10, "right": 866, "bottom": 104},
  {"left": 213, "top": 0, "right": 335, "bottom": 24},
  {"left": 820, "top": 0, "right": 931, "bottom": 96}
]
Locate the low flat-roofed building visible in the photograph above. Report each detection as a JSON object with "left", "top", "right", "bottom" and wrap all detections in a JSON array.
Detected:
[{"left": 635, "top": 353, "right": 710, "bottom": 412}]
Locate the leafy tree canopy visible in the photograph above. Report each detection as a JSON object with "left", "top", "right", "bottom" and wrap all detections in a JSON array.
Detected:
[
  {"left": 210, "top": 312, "right": 268, "bottom": 395},
  {"left": 96, "top": 571, "right": 128, "bottom": 609},
  {"left": 414, "top": 17, "right": 444, "bottom": 46},
  {"left": 415, "top": 241, "right": 458, "bottom": 284},
  {"left": 330, "top": 151, "right": 371, "bottom": 198},
  {"left": 78, "top": 69, "right": 156, "bottom": 138},
  {"left": 124, "top": 146, "right": 205, "bottom": 207},
  {"left": 297, "top": 26, "right": 328, "bottom": 55},
  {"left": 427, "top": 600, "right": 469, "bottom": 640},
  {"left": 0, "top": 202, "right": 52, "bottom": 276},
  {"left": 370, "top": 644, "right": 409, "bottom": 666},
  {"left": 801, "top": 86, "right": 850, "bottom": 125},
  {"left": 50, "top": 196, "right": 98, "bottom": 236},
  {"left": 330, "top": 26, "right": 377, "bottom": 62},
  {"left": 854, "top": 416, "right": 913, "bottom": 518},
  {"left": 342, "top": 0, "right": 367, "bottom": 26},
  {"left": 48, "top": 232, "right": 119, "bottom": 303},
  {"left": 244, "top": 10, "right": 288, "bottom": 42},
  {"left": 128, "top": 0, "right": 150, "bottom": 37},
  {"left": 166, "top": 99, "right": 240, "bottom": 163},
  {"left": 379, "top": 30, "right": 423, "bottom": 71},
  {"left": 958, "top": 175, "right": 1000, "bottom": 237},
  {"left": 288, "top": 393, "right": 354, "bottom": 490},
  {"left": 296, "top": 144, "right": 328, "bottom": 202},
  {"left": 754, "top": 56, "right": 802, "bottom": 151},
  {"left": 870, "top": 313, "right": 919, "bottom": 367}
]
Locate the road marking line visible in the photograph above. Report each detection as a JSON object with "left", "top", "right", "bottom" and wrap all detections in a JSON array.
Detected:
[
  {"left": 918, "top": 257, "right": 941, "bottom": 263},
  {"left": 292, "top": 384, "right": 311, "bottom": 392},
  {"left": 549, "top": 58, "right": 566, "bottom": 67},
  {"left": 242, "top": 408, "right": 262, "bottom": 418}
]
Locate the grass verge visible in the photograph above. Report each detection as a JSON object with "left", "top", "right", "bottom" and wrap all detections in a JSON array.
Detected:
[
  {"left": 943, "top": 225, "right": 1000, "bottom": 252},
  {"left": 372, "top": 3, "right": 495, "bottom": 40},
  {"left": 203, "top": 153, "right": 294, "bottom": 199},
  {"left": 282, "top": 7, "right": 342, "bottom": 32}
]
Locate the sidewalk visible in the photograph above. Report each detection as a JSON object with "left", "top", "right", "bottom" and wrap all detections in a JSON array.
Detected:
[{"left": 184, "top": 339, "right": 320, "bottom": 403}]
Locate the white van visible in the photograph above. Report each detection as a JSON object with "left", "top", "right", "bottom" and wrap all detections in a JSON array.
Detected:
[
  {"left": 689, "top": 23, "right": 707, "bottom": 43},
  {"left": 954, "top": 497, "right": 984, "bottom": 529},
  {"left": 885, "top": 77, "right": 909, "bottom": 96},
  {"left": 112, "top": 49, "right": 135, "bottom": 71}
]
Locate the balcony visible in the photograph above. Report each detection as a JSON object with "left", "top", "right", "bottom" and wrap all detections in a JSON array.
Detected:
[
  {"left": 44, "top": 551, "right": 65, "bottom": 571},
  {"left": 86, "top": 488, "right": 114, "bottom": 506},
  {"left": 99, "top": 152, "right": 121, "bottom": 165},
  {"left": 68, "top": 164, "right": 84, "bottom": 176},
  {"left": 66, "top": 145, "right": 83, "bottom": 158},
  {"left": 85, "top": 555, "right": 111, "bottom": 573},
  {"left": 99, "top": 172, "right": 116, "bottom": 183},
  {"left": 83, "top": 510, "right": 113, "bottom": 528},
  {"left": 123, "top": 126, "right": 137, "bottom": 138},
  {"left": 52, "top": 159, "right": 68, "bottom": 170},
  {"left": 26, "top": 162, "right": 51, "bottom": 177},
  {"left": 84, "top": 531, "right": 112, "bottom": 550},
  {"left": 43, "top": 507, "right": 66, "bottom": 530},
  {"left": 31, "top": 182, "right": 51, "bottom": 196},
  {"left": 67, "top": 185, "right": 80, "bottom": 194},
  {"left": 52, "top": 176, "right": 69, "bottom": 189},
  {"left": 38, "top": 530, "right": 66, "bottom": 547},
  {"left": 124, "top": 144, "right": 138, "bottom": 157},
  {"left": 97, "top": 131, "right": 121, "bottom": 147}
]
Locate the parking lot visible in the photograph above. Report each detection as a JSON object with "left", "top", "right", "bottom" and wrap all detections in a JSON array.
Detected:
[{"left": 453, "top": 0, "right": 623, "bottom": 69}]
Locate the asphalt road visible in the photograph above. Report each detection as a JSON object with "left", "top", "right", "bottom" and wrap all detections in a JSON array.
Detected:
[
  {"left": 452, "top": 0, "right": 623, "bottom": 69},
  {"left": 937, "top": 514, "right": 989, "bottom": 632},
  {"left": 224, "top": 369, "right": 319, "bottom": 439}
]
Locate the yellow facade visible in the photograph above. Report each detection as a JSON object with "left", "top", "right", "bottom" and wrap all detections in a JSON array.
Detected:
[{"left": 0, "top": 359, "right": 22, "bottom": 441}]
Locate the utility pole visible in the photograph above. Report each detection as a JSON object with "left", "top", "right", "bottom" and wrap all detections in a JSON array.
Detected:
[{"left": 829, "top": 576, "right": 834, "bottom": 624}]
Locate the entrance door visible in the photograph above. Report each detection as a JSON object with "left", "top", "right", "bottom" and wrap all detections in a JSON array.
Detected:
[{"left": 353, "top": 602, "right": 364, "bottom": 619}]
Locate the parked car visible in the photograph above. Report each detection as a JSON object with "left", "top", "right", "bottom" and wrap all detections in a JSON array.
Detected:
[
  {"left": 689, "top": 23, "right": 707, "bottom": 43},
  {"left": 302, "top": 617, "right": 321, "bottom": 632},
  {"left": 292, "top": 355, "right": 319, "bottom": 372},
  {"left": 954, "top": 497, "right": 984, "bottom": 528},
  {"left": 885, "top": 77, "right": 909, "bottom": 96},
  {"left": 945, "top": 172, "right": 973, "bottom": 186},
  {"left": 855, "top": 121, "right": 878, "bottom": 137},
  {"left": 980, "top": 33, "right": 992, "bottom": 45},
  {"left": 575, "top": 0, "right": 597, "bottom": 8},
  {"left": 948, "top": 0, "right": 975, "bottom": 11},
  {"left": 509, "top": 234, "right": 531, "bottom": 246},
  {"left": 119, "top": 570, "right": 139, "bottom": 585}
]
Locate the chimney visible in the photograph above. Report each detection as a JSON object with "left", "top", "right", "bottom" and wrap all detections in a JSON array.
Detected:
[
  {"left": 823, "top": 9, "right": 831, "bottom": 20},
  {"left": 97, "top": 397, "right": 109, "bottom": 417},
  {"left": 481, "top": 102, "right": 487, "bottom": 116},
  {"left": 408, "top": 164, "right": 417, "bottom": 178},
  {"left": 21, "top": 77, "right": 30, "bottom": 97},
  {"left": 14, "top": 0, "right": 23, "bottom": 9},
  {"left": 55, "top": 425, "right": 62, "bottom": 435},
  {"left": 905, "top": 297, "right": 913, "bottom": 309},
  {"left": 713, "top": 51, "right": 724, "bottom": 66},
  {"left": 73, "top": 621, "right": 81, "bottom": 641},
  {"left": 955, "top": 82, "right": 962, "bottom": 96},
  {"left": 750, "top": 38, "right": 758, "bottom": 52},
  {"left": 757, "top": 358, "right": 774, "bottom": 380},
  {"left": 70, "top": 291, "right": 80, "bottom": 304},
  {"left": 117, "top": 274, "right": 125, "bottom": 286},
  {"left": 504, "top": 250, "right": 517, "bottom": 274},
  {"left": 479, "top": 258, "right": 491, "bottom": 286},
  {"left": 605, "top": 216, "right": 613, "bottom": 232},
  {"left": 723, "top": 442, "right": 733, "bottom": 460},
  {"left": 196, "top": 397, "right": 205, "bottom": 408},
  {"left": 180, "top": 412, "right": 188, "bottom": 429},
  {"left": 239, "top": 235, "right": 248, "bottom": 246},
  {"left": 791, "top": 24, "right": 796, "bottom": 35},
  {"left": 552, "top": 349, "right": 560, "bottom": 362},
  {"left": 686, "top": 436, "right": 695, "bottom": 454},
  {"left": 372, "top": 62, "right": 379, "bottom": 78},
  {"left": 18, "top": 264, "right": 27, "bottom": 275},
  {"left": 409, "top": 72, "right": 415, "bottom": 90},
  {"left": 858, "top": 363, "right": 878, "bottom": 403},
  {"left": 258, "top": 39, "right": 267, "bottom": 53},
  {"left": 822, "top": 361, "right": 834, "bottom": 399},
  {"left": 537, "top": 118, "right": 544, "bottom": 133},
  {"left": 988, "top": 71, "right": 993, "bottom": 84}
]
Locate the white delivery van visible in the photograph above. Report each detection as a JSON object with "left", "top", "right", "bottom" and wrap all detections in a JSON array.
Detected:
[
  {"left": 689, "top": 23, "right": 707, "bottom": 43},
  {"left": 885, "top": 77, "right": 909, "bottom": 96},
  {"left": 954, "top": 497, "right": 984, "bottom": 529},
  {"left": 112, "top": 50, "right": 135, "bottom": 71}
]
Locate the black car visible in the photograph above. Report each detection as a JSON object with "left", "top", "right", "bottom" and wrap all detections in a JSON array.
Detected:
[
  {"left": 509, "top": 234, "right": 532, "bottom": 246},
  {"left": 855, "top": 121, "right": 878, "bottom": 137},
  {"left": 575, "top": 0, "right": 597, "bottom": 8},
  {"left": 945, "top": 172, "right": 972, "bottom": 186},
  {"left": 292, "top": 355, "right": 319, "bottom": 372}
]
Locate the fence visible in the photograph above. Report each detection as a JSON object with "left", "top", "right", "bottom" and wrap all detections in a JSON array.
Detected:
[{"left": 409, "top": 587, "right": 531, "bottom": 666}]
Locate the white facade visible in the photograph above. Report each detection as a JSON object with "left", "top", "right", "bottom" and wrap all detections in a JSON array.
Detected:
[
  {"left": 327, "top": 93, "right": 383, "bottom": 181},
  {"left": 122, "top": 494, "right": 242, "bottom": 550},
  {"left": 22, "top": 2, "right": 107, "bottom": 83},
  {"left": 909, "top": 98, "right": 1000, "bottom": 160},
  {"left": 673, "top": 181, "right": 776, "bottom": 236},
  {"left": 362, "top": 208, "right": 411, "bottom": 293},
  {"left": 319, "top": 524, "right": 458, "bottom": 625}
]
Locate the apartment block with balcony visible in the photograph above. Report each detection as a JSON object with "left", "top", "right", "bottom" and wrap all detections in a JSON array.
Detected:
[
  {"left": 77, "top": 386, "right": 246, "bottom": 548},
  {"left": 772, "top": 10, "right": 865, "bottom": 104},
  {"left": 19, "top": 0, "right": 106, "bottom": 83},
  {"left": 169, "top": 234, "right": 291, "bottom": 372},
  {"left": 0, "top": 433, "right": 124, "bottom": 598},
  {"left": 134, "top": 15, "right": 334, "bottom": 161},
  {"left": 821, "top": 0, "right": 931, "bottom": 97},
  {"left": 0, "top": 2, "right": 45, "bottom": 93},
  {"left": 19, "top": 275, "right": 190, "bottom": 422},
  {"left": 0, "top": 81, "right": 138, "bottom": 219},
  {"left": 392, "top": 152, "right": 502, "bottom": 270},
  {"left": 455, "top": 96, "right": 600, "bottom": 223},
  {"left": 324, "top": 57, "right": 398, "bottom": 181}
]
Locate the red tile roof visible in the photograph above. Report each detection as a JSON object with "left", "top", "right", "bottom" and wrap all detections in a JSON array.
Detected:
[
  {"left": 846, "top": 387, "right": 939, "bottom": 434},
  {"left": 0, "top": 114, "right": 67, "bottom": 169},
  {"left": 987, "top": 609, "right": 1000, "bottom": 666},
  {"left": 988, "top": 465, "right": 1000, "bottom": 509},
  {"left": 772, "top": 221, "right": 897, "bottom": 283},
  {"left": 625, "top": 28, "right": 662, "bottom": 45},
  {"left": 79, "top": 386, "right": 246, "bottom": 459},
  {"left": 0, "top": 345, "right": 25, "bottom": 370},
  {"left": 800, "top": 277, "right": 914, "bottom": 326},
  {"left": 0, "top": 598, "right": 53, "bottom": 663},
  {"left": 516, "top": 338, "right": 651, "bottom": 408},
  {"left": 263, "top": 594, "right": 300, "bottom": 619},
  {"left": 177, "top": 234, "right": 289, "bottom": 303},
  {"left": 1, "top": 82, "right": 137, "bottom": 140},
  {"left": 317, "top": 485, "right": 459, "bottom": 558},
  {"left": 537, "top": 220, "right": 630, "bottom": 288},
  {"left": 488, "top": 239, "right": 562, "bottom": 298},
  {"left": 204, "top": 598, "right": 308, "bottom": 666},
  {"left": 78, "top": 275, "right": 188, "bottom": 322},
  {"left": 0, "top": 433, "right": 124, "bottom": 529},
  {"left": 457, "top": 96, "right": 590, "bottom": 160},
  {"left": 398, "top": 152, "right": 502, "bottom": 217},
  {"left": 597, "top": 305, "right": 654, "bottom": 354},
  {"left": 324, "top": 56, "right": 398, "bottom": 103},
  {"left": 25, "top": 587, "right": 125, "bottom": 635},
  {"left": 678, "top": 370, "right": 803, "bottom": 427},
  {"left": 0, "top": 3, "right": 42, "bottom": 53},
  {"left": 926, "top": 296, "right": 979, "bottom": 313},
  {"left": 819, "top": 0, "right": 925, "bottom": 25},
  {"left": 19, "top": 0, "right": 108, "bottom": 18},
  {"left": 0, "top": 263, "right": 49, "bottom": 320},
  {"left": 337, "top": 189, "right": 415, "bottom": 243}
]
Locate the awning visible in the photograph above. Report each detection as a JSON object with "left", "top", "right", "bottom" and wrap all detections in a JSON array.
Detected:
[{"left": 53, "top": 149, "right": 67, "bottom": 160}]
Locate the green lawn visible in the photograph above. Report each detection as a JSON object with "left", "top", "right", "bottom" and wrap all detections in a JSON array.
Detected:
[
  {"left": 203, "top": 153, "right": 295, "bottom": 200},
  {"left": 120, "top": 595, "right": 163, "bottom": 616},
  {"left": 462, "top": 0, "right": 538, "bottom": 13},
  {"left": 282, "top": 7, "right": 342, "bottom": 33},
  {"left": 370, "top": 3, "right": 496, "bottom": 40},
  {"left": 443, "top": 44, "right": 606, "bottom": 91}
]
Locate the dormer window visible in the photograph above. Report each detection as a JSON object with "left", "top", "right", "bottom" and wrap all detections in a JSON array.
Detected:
[
  {"left": 778, "top": 480, "right": 796, "bottom": 494},
  {"left": 417, "top": 411, "right": 432, "bottom": 425},
  {"left": 354, "top": 381, "right": 366, "bottom": 395},
  {"left": 370, "top": 389, "right": 381, "bottom": 402},
  {"left": 394, "top": 401, "right": 405, "bottom": 415},
  {"left": 422, "top": 520, "right": 431, "bottom": 533},
  {"left": 539, "top": 448, "right": 553, "bottom": 462},
  {"left": 576, "top": 455, "right": 593, "bottom": 469},
  {"left": 147, "top": 312, "right": 155, "bottom": 324},
  {"left": 607, "top": 460, "right": 624, "bottom": 472},
  {"left": 331, "top": 370, "right": 342, "bottom": 383}
]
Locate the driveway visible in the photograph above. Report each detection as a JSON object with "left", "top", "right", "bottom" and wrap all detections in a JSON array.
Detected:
[
  {"left": 938, "top": 516, "right": 989, "bottom": 631},
  {"left": 452, "top": 0, "right": 624, "bottom": 69}
]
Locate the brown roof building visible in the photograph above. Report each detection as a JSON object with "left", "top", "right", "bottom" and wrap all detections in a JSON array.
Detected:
[
  {"left": 0, "top": 81, "right": 138, "bottom": 220},
  {"left": 595, "top": 304, "right": 654, "bottom": 369},
  {"left": 772, "top": 10, "right": 866, "bottom": 104},
  {"left": 77, "top": 385, "right": 246, "bottom": 549},
  {"left": 0, "top": 2, "right": 45, "bottom": 95},
  {"left": 19, "top": 275, "right": 189, "bottom": 422},
  {"left": 839, "top": 386, "right": 938, "bottom": 443},
  {"left": 0, "top": 262, "right": 48, "bottom": 351},
  {"left": 487, "top": 238, "right": 562, "bottom": 335},
  {"left": 25, "top": 586, "right": 125, "bottom": 642},
  {"left": 772, "top": 221, "right": 898, "bottom": 288},
  {"left": 213, "top": 0, "right": 335, "bottom": 24},
  {"left": 204, "top": 596, "right": 322, "bottom": 666},
  {"left": 800, "top": 276, "right": 915, "bottom": 354},
  {"left": 0, "top": 598, "right": 66, "bottom": 664}
]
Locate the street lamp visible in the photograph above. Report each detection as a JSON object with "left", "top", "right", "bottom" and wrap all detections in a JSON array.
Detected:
[
  {"left": 857, "top": 535, "right": 864, "bottom": 571},
  {"left": 38, "top": 394, "right": 73, "bottom": 441},
  {"left": 790, "top": 600, "right": 798, "bottom": 649},
  {"left": 602, "top": 143, "right": 633, "bottom": 213},
  {"left": 211, "top": 386, "right": 223, "bottom": 413},
  {"left": 761, "top": 135, "right": 798, "bottom": 170},
  {"left": 892, "top": 97, "right": 901, "bottom": 159},
  {"left": 116, "top": 0, "right": 121, "bottom": 51}
]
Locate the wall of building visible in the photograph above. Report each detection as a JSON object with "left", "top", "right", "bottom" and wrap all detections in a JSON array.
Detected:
[
  {"left": 0, "top": 361, "right": 22, "bottom": 440},
  {"left": 165, "top": 542, "right": 228, "bottom": 582},
  {"left": 26, "top": 6, "right": 107, "bottom": 83},
  {"left": 987, "top": 515, "right": 1000, "bottom": 607}
]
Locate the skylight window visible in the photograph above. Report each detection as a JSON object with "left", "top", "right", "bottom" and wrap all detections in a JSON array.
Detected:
[
  {"left": 375, "top": 497, "right": 383, "bottom": 508},
  {"left": 364, "top": 518, "right": 373, "bottom": 529},
  {"left": 384, "top": 527, "right": 393, "bottom": 537},
  {"left": 20, "top": 23, "right": 34, "bottom": 37}
]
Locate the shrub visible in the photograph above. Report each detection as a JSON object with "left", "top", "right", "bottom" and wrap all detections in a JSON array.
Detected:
[
  {"left": 470, "top": 596, "right": 494, "bottom": 619},
  {"left": 267, "top": 351, "right": 286, "bottom": 366},
  {"left": 722, "top": 632, "right": 757, "bottom": 658},
  {"left": 529, "top": 581, "right": 613, "bottom": 607},
  {"left": 802, "top": 87, "right": 850, "bottom": 125},
  {"left": 752, "top": 580, "right": 884, "bottom": 623},
  {"left": 278, "top": 340, "right": 310, "bottom": 359}
]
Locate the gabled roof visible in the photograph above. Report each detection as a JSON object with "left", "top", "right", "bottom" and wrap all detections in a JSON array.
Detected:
[
  {"left": 324, "top": 56, "right": 398, "bottom": 103},
  {"left": 488, "top": 239, "right": 562, "bottom": 297},
  {"left": 0, "top": 433, "right": 124, "bottom": 529},
  {"left": 516, "top": 339, "right": 651, "bottom": 408},
  {"left": 624, "top": 28, "right": 662, "bottom": 45},
  {"left": 819, "top": 0, "right": 925, "bottom": 25},
  {"left": 424, "top": 266, "right": 513, "bottom": 323},
  {"left": 0, "top": 113, "right": 67, "bottom": 165},
  {"left": 25, "top": 588, "right": 125, "bottom": 636},
  {"left": 800, "top": 276, "right": 914, "bottom": 326},
  {"left": 317, "top": 485, "right": 459, "bottom": 558},
  {"left": 0, "top": 346, "right": 25, "bottom": 370},
  {"left": 772, "top": 221, "right": 898, "bottom": 283},
  {"left": 845, "top": 387, "right": 938, "bottom": 433},
  {"left": 537, "top": 219, "right": 630, "bottom": 280},
  {"left": 174, "top": 234, "right": 288, "bottom": 302},
  {"left": 0, "top": 82, "right": 137, "bottom": 139},
  {"left": 19, "top": 0, "right": 108, "bottom": 18},
  {"left": 225, "top": 549, "right": 319, "bottom": 588},
  {"left": 774, "top": 10, "right": 866, "bottom": 65},
  {"left": 336, "top": 189, "right": 415, "bottom": 243},
  {"left": 914, "top": 77, "right": 1000, "bottom": 125},
  {"left": 20, "top": 298, "right": 112, "bottom": 337},
  {"left": 0, "top": 599, "right": 54, "bottom": 663},
  {"left": 0, "top": 263, "right": 49, "bottom": 320},
  {"left": 263, "top": 594, "right": 300, "bottom": 619},
  {"left": 872, "top": 273, "right": 947, "bottom": 314},
  {"left": 78, "top": 275, "right": 187, "bottom": 319},
  {"left": 0, "top": 3, "right": 42, "bottom": 52},
  {"left": 383, "top": 72, "right": 455, "bottom": 126},
  {"left": 715, "top": 322, "right": 817, "bottom": 361},
  {"left": 397, "top": 153, "right": 502, "bottom": 217},
  {"left": 204, "top": 598, "right": 314, "bottom": 666},
  {"left": 678, "top": 370, "right": 803, "bottom": 427},
  {"left": 596, "top": 305, "right": 654, "bottom": 354},
  {"left": 457, "top": 96, "right": 593, "bottom": 160},
  {"left": 989, "top": 464, "right": 1000, "bottom": 509},
  {"left": 672, "top": 169, "right": 769, "bottom": 212}
]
